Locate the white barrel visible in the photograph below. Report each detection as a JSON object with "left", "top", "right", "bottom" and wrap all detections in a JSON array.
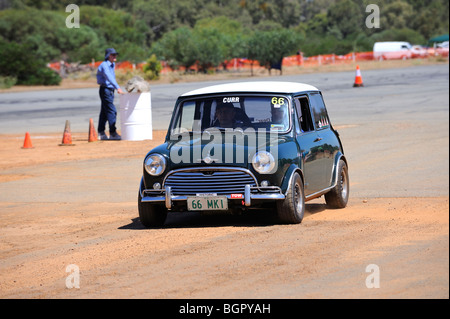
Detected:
[{"left": 119, "top": 92, "right": 153, "bottom": 140}]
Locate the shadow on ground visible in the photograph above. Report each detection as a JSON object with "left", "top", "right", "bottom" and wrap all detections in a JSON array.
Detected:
[{"left": 119, "top": 203, "right": 328, "bottom": 230}]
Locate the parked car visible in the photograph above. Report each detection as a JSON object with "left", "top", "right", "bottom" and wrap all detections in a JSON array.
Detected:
[
  {"left": 138, "top": 82, "right": 349, "bottom": 227},
  {"left": 411, "top": 45, "right": 428, "bottom": 58},
  {"left": 437, "top": 41, "right": 449, "bottom": 49},
  {"left": 432, "top": 41, "right": 449, "bottom": 57},
  {"left": 373, "top": 41, "right": 413, "bottom": 60}
]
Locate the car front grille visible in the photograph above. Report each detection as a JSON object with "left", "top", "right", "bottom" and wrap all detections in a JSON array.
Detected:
[{"left": 164, "top": 168, "right": 257, "bottom": 195}]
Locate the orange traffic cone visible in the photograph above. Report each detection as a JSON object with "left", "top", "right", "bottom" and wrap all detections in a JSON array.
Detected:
[
  {"left": 88, "top": 118, "right": 98, "bottom": 142},
  {"left": 22, "top": 132, "right": 34, "bottom": 149},
  {"left": 353, "top": 65, "right": 364, "bottom": 87},
  {"left": 59, "top": 120, "right": 74, "bottom": 146}
]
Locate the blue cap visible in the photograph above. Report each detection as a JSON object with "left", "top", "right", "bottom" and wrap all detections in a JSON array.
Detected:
[{"left": 104, "top": 48, "right": 119, "bottom": 60}]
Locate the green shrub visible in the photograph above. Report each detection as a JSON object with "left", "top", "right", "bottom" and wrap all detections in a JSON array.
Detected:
[
  {"left": 0, "top": 76, "right": 17, "bottom": 89},
  {"left": 0, "top": 39, "right": 61, "bottom": 86},
  {"left": 142, "top": 54, "right": 162, "bottom": 81},
  {"left": 20, "top": 67, "right": 62, "bottom": 86}
]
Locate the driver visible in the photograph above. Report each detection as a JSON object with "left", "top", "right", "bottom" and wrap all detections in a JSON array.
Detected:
[
  {"left": 215, "top": 102, "right": 236, "bottom": 128},
  {"left": 271, "top": 106, "right": 287, "bottom": 128}
]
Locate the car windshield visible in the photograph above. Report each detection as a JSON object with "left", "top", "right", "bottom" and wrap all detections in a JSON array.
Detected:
[{"left": 170, "top": 95, "right": 290, "bottom": 135}]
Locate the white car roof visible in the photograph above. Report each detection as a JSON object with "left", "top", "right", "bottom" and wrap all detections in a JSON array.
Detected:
[{"left": 181, "top": 81, "right": 319, "bottom": 97}]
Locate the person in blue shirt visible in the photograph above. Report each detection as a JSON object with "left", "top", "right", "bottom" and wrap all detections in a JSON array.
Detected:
[{"left": 96, "top": 48, "right": 125, "bottom": 140}]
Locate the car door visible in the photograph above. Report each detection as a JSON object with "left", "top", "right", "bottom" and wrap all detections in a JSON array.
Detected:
[
  {"left": 308, "top": 92, "right": 337, "bottom": 188},
  {"left": 294, "top": 95, "right": 326, "bottom": 195}
]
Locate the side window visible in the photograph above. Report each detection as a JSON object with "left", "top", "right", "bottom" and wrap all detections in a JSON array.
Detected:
[
  {"left": 294, "top": 96, "right": 314, "bottom": 133},
  {"left": 293, "top": 106, "right": 302, "bottom": 134},
  {"left": 171, "top": 100, "right": 203, "bottom": 134},
  {"left": 179, "top": 101, "right": 196, "bottom": 131},
  {"left": 309, "top": 92, "right": 330, "bottom": 130}
]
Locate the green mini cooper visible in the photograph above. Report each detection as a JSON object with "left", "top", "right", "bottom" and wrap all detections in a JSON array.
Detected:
[{"left": 138, "top": 82, "right": 349, "bottom": 227}]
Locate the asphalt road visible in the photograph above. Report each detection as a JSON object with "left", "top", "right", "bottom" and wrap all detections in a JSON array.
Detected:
[
  {"left": 1, "top": 64, "right": 448, "bottom": 133},
  {"left": 1, "top": 65, "right": 448, "bottom": 198}
]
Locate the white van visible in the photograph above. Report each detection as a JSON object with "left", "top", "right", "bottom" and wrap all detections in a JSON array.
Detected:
[{"left": 373, "top": 42, "right": 413, "bottom": 60}]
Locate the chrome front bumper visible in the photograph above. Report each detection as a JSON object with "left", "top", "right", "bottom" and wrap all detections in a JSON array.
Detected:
[{"left": 141, "top": 185, "right": 285, "bottom": 210}]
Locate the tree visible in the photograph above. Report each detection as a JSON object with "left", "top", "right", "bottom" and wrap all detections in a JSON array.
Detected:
[
  {"left": 264, "top": 0, "right": 302, "bottom": 28},
  {"left": 196, "top": 16, "right": 246, "bottom": 62},
  {"left": 380, "top": 0, "right": 414, "bottom": 30},
  {"left": 409, "top": 0, "right": 449, "bottom": 40},
  {"left": 80, "top": 5, "right": 151, "bottom": 61},
  {"left": 327, "top": 0, "right": 362, "bottom": 39},
  {"left": 151, "top": 27, "right": 198, "bottom": 71},
  {"left": 130, "top": 0, "right": 171, "bottom": 41},
  {"left": 306, "top": 13, "right": 329, "bottom": 36},
  {"left": 247, "top": 28, "right": 300, "bottom": 75},
  {"left": 192, "top": 26, "right": 227, "bottom": 72}
]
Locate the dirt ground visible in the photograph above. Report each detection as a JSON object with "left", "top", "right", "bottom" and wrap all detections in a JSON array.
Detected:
[{"left": 0, "top": 131, "right": 448, "bottom": 299}]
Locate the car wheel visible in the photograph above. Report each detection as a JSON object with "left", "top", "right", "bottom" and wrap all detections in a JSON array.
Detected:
[
  {"left": 277, "top": 172, "right": 305, "bottom": 224},
  {"left": 325, "top": 159, "right": 349, "bottom": 208},
  {"left": 138, "top": 192, "right": 167, "bottom": 228}
]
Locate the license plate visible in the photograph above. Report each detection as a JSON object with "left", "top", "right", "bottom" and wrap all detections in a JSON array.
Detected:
[{"left": 187, "top": 196, "right": 228, "bottom": 211}]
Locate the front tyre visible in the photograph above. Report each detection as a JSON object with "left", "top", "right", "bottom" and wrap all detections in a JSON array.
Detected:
[
  {"left": 138, "top": 192, "right": 167, "bottom": 228},
  {"left": 325, "top": 159, "right": 349, "bottom": 208},
  {"left": 276, "top": 172, "right": 305, "bottom": 224}
]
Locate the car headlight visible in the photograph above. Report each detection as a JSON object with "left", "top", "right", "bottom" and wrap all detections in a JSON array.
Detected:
[
  {"left": 252, "top": 151, "right": 276, "bottom": 174},
  {"left": 144, "top": 154, "right": 166, "bottom": 176}
]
